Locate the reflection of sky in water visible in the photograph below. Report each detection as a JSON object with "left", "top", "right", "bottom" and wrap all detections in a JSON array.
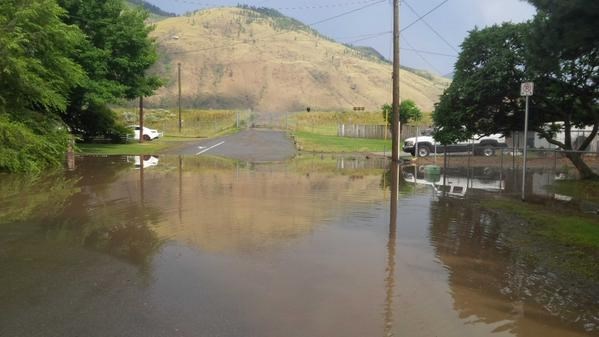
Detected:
[{"left": 0, "top": 156, "right": 595, "bottom": 337}]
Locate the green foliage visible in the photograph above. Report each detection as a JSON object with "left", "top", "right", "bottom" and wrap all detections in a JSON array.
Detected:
[
  {"left": 433, "top": 23, "right": 528, "bottom": 143},
  {"left": 382, "top": 100, "right": 423, "bottom": 126},
  {"left": 526, "top": 0, "right": 599, "bottom": 58},
  {"left": 0, "top": 0, "right": 164, "bottom": 173},
  {"left": 0, "top": 115, "right": 71, "bottom": 174},
  {"left": 433, "top": 1, "right": 598, "bottom": 176},
  {"left": 58, "top": 0, "right": 162, "bottom": 139},
  {"left": 484, "top": 199, "right": 599, "bottom": 250},
  {"left": 0, "top": 0, "right": 85, "bottom": 114}
]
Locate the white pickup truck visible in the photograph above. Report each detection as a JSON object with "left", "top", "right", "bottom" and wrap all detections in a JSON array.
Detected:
[{"left": 403, "top": 133, "right": 507, "bottom": 157}]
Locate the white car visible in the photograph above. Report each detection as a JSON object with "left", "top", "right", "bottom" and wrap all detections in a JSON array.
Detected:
[
  {"left": 129, "top": 125, "right": 163, "bottom": 141},
  {"left": 403, "top": 133, "right": 507, "bottom": 157}
]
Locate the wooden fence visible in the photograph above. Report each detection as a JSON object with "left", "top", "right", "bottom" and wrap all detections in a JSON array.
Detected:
[
  {"left": 337, "top": 124, "right": 426, "bottom": 141},
  {"left": 337, "top": 124, "right": 391, "bottom": 139}
]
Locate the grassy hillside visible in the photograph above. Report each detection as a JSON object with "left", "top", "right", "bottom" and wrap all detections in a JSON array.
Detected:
[{"left": 146, "top": 6, "right": 450, "bottom": 114}]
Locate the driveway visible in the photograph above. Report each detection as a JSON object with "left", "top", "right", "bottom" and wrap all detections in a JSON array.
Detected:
[{"left": 167, "top": 129, "right": 296, "bottom": 162}]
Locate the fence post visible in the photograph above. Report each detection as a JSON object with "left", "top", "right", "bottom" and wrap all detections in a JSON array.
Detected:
[{"left": 415, "top": 126, "right": 419, "bottom": 158}]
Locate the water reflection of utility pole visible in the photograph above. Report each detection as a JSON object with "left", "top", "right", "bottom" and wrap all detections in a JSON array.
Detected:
[
  {"left": 139, "top": 155, "right": 145, "bottom": 205},
  {"left": 443, "top": 147, "right": 448, "bottom": 194},
  {"left": 179, "top": 155, "right": 183, "bottom": 224},
  {"left": 384, "top": 162, "right": 399, "bottom": 336}
]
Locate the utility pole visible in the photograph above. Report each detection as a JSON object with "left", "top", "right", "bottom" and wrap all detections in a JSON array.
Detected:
[
  {"left": 139, "top": 96, "right": 144, "bottom": 143},
  {"left": 520, "top": 82, "right": 534, "bottom": 201},
  {"left": 178, "top": 62, "right": 182, "bottom": 133},
  {"left": 391, "top": 0, "right": 401, "bottom": 162}
]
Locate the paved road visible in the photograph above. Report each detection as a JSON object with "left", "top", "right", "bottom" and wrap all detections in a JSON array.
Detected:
[{"left": 169, "top": 129, "right": 296, "bottom": 162}]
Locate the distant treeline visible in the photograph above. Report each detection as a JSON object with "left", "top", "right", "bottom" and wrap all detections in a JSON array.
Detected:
[{"left": 129, "top": 0, "right": 177, "bottom": 17}]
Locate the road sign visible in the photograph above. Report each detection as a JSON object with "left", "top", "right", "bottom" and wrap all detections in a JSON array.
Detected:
[{"left": 521, "top": 82, "right": 534, "bottom": 96}]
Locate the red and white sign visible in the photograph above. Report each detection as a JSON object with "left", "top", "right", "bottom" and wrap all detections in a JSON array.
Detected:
[{"left": 521, "top": 82, "right": 534, "bottom": 96}]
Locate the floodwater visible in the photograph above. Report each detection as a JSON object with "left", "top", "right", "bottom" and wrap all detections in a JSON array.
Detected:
[{"left": 0, "top": 155, "right": 597, "bottom": 337}]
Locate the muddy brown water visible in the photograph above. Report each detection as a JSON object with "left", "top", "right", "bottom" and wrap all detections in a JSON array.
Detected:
[{"left": 0, "top": 155, "right": 597, "bottom": 337}]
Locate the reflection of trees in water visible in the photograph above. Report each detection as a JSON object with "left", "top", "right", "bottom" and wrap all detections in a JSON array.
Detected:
[
  {"left": 0, "top": 156, "right": 164, "bottom": 272},
  {"left": 429, "top": 197, "right": 598, "bottom": 336},
  {"left": 0, "top": 173, "right": 79, "bottom": 224}
]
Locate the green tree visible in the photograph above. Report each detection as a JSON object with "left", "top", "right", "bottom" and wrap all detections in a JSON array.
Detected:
[
  {"left": 0, "top": 0, "right": 84, "bottom": 115},
  {"left": 0, "top": 0, "right": 84, "bottom": 173},
  {"left": 57, "top": 0, "right": 162, "bottom": 140},
  {"left": 434, "top": 1, "right": 598, "bottom": 179},
  {"left": 382, "top": 100, "right": 423, "bottom": 126}
]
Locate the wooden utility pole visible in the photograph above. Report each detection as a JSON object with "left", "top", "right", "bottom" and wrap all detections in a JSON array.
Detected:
[
  {"left": 391, "top": 0, "right": 401, "bottom": 162},
  {"left": 178, "top": 62, "right": 182, "bottom": 133},
  {"left": 139, "top": 96, "right": 144, "bottom": 143}
]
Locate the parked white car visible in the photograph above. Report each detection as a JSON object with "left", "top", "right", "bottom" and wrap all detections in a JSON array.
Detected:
[
  {"left": 404, "top": 133, "right": 507, "bottom": 157},
  {"left": 128, "top": 125, "right": 163, "bottom": 141}
]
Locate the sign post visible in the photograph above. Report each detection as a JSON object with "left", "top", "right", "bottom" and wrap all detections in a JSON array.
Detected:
[{"left": 520, "top": 82, "right": 534, "bottom": 201}]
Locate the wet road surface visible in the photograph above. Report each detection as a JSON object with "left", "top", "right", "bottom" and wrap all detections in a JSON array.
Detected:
[
  {"left": 169, "top": 128, "right": 296, "bottom": 162},
  {"left": 0, "top": 156, "right": 597, "bottom": 337}
]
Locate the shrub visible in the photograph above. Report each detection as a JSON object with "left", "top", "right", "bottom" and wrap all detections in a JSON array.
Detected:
[{"left": 0, "top": 116, "right": 70, "bottom": 174}]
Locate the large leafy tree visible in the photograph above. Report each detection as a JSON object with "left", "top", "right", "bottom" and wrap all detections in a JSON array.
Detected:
[
  {"left": 434, "top": 1, "right": 598, "bottom": 179},
  {"left": 57, "top": 0, "right": 162, "bottom": 139},
  {"left": 0, "top": 0, "right": 84, "bottom": 116},
  {"left": 0, "top": 0, "right": 85, "bottom": 173}
]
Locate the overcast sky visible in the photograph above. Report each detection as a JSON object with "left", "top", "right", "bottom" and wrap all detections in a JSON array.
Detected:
[{"left": 144, "top": 0, "right": 536, "bottom": 76}]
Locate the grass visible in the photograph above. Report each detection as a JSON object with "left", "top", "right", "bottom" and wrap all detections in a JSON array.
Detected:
[
  {"left": 77, "top": 135, "right": 199, "bottom": 155},
  {"left": 549, "top": 180, "right": 599, "bottom": 203},
  {"left": 482, "top": 198, "right": 599, "bottom": 280},
  {"left": 293, "top": 131, "right": 391, "bottom": 153},
  {"left": 114, "top": 108, "right": 242, "bottom": 138},
  {"left": 483, "top": 199, "right": 599, "bottom": 249},
  {"left": 291, "top": 110, "right": 386, "bottom": 136}
]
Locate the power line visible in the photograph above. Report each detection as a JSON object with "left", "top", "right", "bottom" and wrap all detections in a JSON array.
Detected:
[
  {"left": 401, "top": 34, "right": 442, "bottom": 75},
  {"left": 400, "top": 0, "right": 449, "bottom": 33},
  {"left": 308, "top": 0, "right": 386, "bottom": 26},
  {"left": 345, "top": 31, "right": 392, "bottom": 44},
  {"left": 401, "top": 48, "right": 457, "bottom": 58},
  {"left": 334, "top": 31, "right": 392, "bottom": 40},
  {"left": 403, "top": 0, "right": 459, "bottom": 53}
]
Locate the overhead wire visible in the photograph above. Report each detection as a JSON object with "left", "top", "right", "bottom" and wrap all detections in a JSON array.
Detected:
[
  {"left": 400, "top": 0, "right": 449, "bottom": 33},
  {"left": 401, "top": 34, "right": 443, "bottom": 75},
  {"left": 402, "top": 0, "right": 459, "bottom": 53}
]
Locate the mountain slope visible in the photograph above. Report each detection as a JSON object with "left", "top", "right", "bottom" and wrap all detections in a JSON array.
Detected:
[
  {"left": 126, "top": 0, "right": 176, "bottom": 19},
  {"left": 148, "top": 7, "right": 450, "bottom": 112}
]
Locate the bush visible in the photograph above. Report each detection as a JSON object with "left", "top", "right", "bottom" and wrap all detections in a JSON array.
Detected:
[{"left": 0, "top": 116, "right": 70, "bottom": 174}]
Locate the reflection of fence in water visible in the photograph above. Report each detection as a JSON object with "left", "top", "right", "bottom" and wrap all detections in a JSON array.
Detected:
[{"left": 335, "top": 157, "right": 388, "bottom": 170}]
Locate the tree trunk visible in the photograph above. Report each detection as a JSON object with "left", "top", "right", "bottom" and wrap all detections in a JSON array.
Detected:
[{"left": 564, "top": 151, "right": 598, "bottom": 180}]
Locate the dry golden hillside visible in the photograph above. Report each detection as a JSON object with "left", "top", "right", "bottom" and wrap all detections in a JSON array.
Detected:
[{"left": 147, "top": 7, "right": 450, "bottom": 113}]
